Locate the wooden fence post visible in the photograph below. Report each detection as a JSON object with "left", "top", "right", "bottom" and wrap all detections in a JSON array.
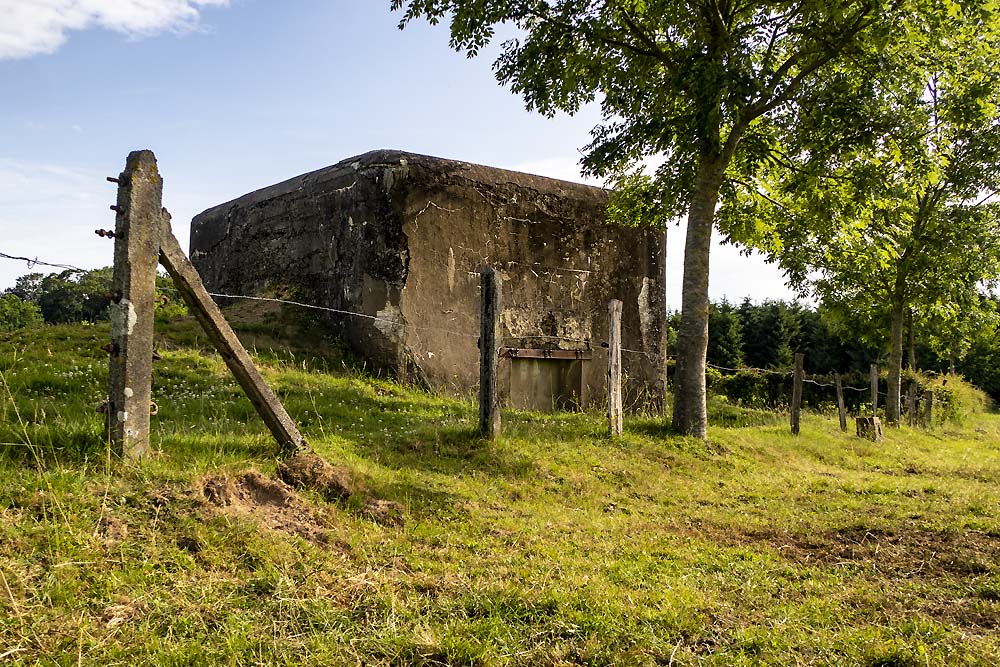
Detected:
[
  {"left": 608, "top": 299, "right": 623, "bottom": 436},
  {"left": 924, "top": 388, "right": 934, "bottom": 427},
  {"left": 834, "top": 371, "right": 848, "bottom": 432},
  {"left": 107, "top": 150, "right": 162, "bottom": 459},
  {"left": 479, "top": 266, "right": 501, "bottom": 438},
  {"left": 870, "top": 363, "right": 879, "bottom": 417},
  {"left": 907, "top": 383, "right": 917, "bottom": 427},
  {"left": 790, "top": 352, "right": 804, "bottom": 435}
]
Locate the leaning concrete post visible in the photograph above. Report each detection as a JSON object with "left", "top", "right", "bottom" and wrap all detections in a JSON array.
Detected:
[
  {"left": 158, "top": 212, "right": 307, "bottom": 454},
  {"left": 608, "top": 299, "right": 623, "bottom": 436},
  {"left": 107, "top": 150, "right": 162, "bottom": 459},
  {"left": 790, "top": 353, "right": 804, "bottom": 435},
  {"left": 479, "top": 267, "right": 501, "bottom": 438},
  {"left": 870, "top": 363, "right": 879, "bottom": 417},
  {"left": 834, "top": 372, "right": 848, "bottom": 432}
]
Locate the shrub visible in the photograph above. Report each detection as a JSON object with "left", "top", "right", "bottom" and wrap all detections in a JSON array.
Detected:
[
  {"left": 928, "top": 375, "right": 990, "bottom": 426},
  {"left": 0, "top": 293, "right": 43, "bottom": 331},
  {"left": 709, "top": 369, "right": 790, "bottom": 410}
]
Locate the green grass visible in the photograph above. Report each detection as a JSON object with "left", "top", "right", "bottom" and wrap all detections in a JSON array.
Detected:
[{"left": 1, "top": 314, "right": 999, "bottom": 665}]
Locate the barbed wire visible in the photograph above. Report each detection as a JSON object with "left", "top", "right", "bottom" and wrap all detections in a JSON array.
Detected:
[
  {"left": 0, "top": 251, "right": 86, "bottom": 274},
  {"left": 0, "top": 249, "right": 903, "bottom": 400},
  {"left": 207, "top": 292, "right": 676, "bottom": 359},
  {"left": 187, "top": 291, "right": 483, "bottom": 341},
  {"left": 706, "top": 362, "right": 885, "bottom": 395}
]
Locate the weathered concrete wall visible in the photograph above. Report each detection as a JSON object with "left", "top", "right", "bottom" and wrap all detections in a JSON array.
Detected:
[{"left": 191, "top": 150, "right": 666, "bottom": 407}]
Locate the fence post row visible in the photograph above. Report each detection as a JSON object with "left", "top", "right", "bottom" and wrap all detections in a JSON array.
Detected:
[
  {"left": 479, "top": 266, "right": 501, "bottom": 439},
  {"left": 608, "top": 299, "right": 623, "bottom": 436},
  {"left": 106, "top": 150, "right": 306, "bottom": 459}
]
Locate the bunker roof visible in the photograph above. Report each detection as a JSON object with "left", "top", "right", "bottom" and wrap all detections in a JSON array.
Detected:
[{"left": 196, "top": 149, "right": 610, "bottom": 221}]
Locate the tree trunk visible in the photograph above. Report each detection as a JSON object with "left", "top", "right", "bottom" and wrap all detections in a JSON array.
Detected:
[
  {"left": 886, "top": 299, "right": 905, "bottom": 425},
  {"left": 907, "top": 309, "right": 916, "bottom": 370},
  {"left": 671, "top": 155, "right": 724, "bottom": 438}
]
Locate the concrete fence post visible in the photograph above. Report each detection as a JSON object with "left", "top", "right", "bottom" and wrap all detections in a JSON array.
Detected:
[
  {"left": 907, "top": 383, "right": 917, "bottom": 427},
  {"left": 924, "top": 388, "right": 934, "bottom": 428},
  {"left": 479, "top": 266, "right": 501, "bottom": 438},
  {"left": 158, "top": 213, "right": 308, "bottom": 454},
  {"left": 107, "top": 150, "right": 162, "bottom": 459},
  {"left": 105, "top": 149, "right": 308, "bottom": 459},
  {"left": 608, "top": 299, "right": 623, "bottom": 436},
  {"left": 870, "top": 363, "right": 879, "bottom": 417}
]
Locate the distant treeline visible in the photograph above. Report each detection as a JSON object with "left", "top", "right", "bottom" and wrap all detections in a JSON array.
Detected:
[
  {"left": 669, "top": 298, "right": 1000, "bottom": 402},
  {"left": 0, "top": 268, "right": 184, "bottom": 330}
]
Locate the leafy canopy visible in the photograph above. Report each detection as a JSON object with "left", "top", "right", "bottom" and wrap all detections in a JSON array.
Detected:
[
  {"left": 742, "top": 0, "right": 1000, "bottom": 354},
  {"left": 392, "top": 0, "right": 887, "bottom": 228}
]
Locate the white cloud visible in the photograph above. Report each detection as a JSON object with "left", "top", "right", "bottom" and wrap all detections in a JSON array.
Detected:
[{"left": 0, "top": 0, "right": 229, "bottom": 60}]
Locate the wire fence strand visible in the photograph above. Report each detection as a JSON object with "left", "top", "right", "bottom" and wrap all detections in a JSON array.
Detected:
[
  {"left": 0, "top": 249, "right": 893, "bottom": 398},
  {"left": 0, "top": 251, "right": 86, "bottom": 274}
]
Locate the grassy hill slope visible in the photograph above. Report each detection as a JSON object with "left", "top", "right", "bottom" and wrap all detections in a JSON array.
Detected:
[{"left": 1, "top": 313, "right": 999, "bottom": 666}]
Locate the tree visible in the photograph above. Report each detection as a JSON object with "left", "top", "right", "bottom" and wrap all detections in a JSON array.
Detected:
[
  {"left": 739, "top": 298, "right": 797, "bottom": 369},
  {"left": 5, "top": 268, "right": 114, "bottom": 324},
  {"left": 0, "top": 294, "right": 43, "bottom": 331},
  {"left": 746, "top": 6, "right": 1000, "bottom": 423},
  {"left": 393, "top": 0, "right": 911, "bottom": 437},
  {"left": 7, "top": 273, "right": 45, "bottom": 303},
  {"left": 792, "top": 305, "right": 879, "bottom": 375},
  {"left": 949, "top": 302, "right": 1000, "bottom": 401},
  {"left": 707, "top": 299, "right": 743, "bottom": 368}
]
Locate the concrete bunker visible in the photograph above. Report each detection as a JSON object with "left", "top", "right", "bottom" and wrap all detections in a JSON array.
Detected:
[{"left": 190, "top": 150, "right": 667, "bottom": 410}]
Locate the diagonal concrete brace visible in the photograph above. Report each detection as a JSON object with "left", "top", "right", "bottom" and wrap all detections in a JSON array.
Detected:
[{"left": 158, "top": 210, "right": 308, "bottom": 455}]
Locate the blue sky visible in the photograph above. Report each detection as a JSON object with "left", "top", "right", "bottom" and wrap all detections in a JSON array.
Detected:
[{"left": 0, "top": 0, "right": 795, "bottom": 306}]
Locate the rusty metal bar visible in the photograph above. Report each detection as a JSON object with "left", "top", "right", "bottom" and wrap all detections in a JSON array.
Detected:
[{"left": 500, "top": 347, "right": 593, "bottom": 360}]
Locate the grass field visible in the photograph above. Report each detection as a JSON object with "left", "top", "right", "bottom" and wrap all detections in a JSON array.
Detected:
[{"left": 1, "top": 312, "right": 998, "bottom": 665}]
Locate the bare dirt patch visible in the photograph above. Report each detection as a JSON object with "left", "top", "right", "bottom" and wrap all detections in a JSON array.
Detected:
[
  {"left": 200, "top": 455, "right": 405, "bottom": 542},
  {"left": 95, "top": 514, "right": 129, "bottom": 547},
  {"left": 276, "top": 452, "right": 356, "bottom": 501},
  {"left": 201, "top": 471, "right": 334, "bottom": 545},
  {"left": 276, "top": 452, "right": 405, "bottom": 526}
]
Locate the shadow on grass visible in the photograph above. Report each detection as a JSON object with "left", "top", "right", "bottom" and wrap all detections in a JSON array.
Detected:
[
  {"left": 344, "top": 420, "right": 538, "bottom": 481},
  {"left": 0, "top": 423, "right": 108, "bottom": 468},
  {"left": 370, "top": 477, "right": 469, "bottom": 522},
  {"left": 624, "top": 420, "right": 731, "bottom": 458},
  {"left": 709, "top": 402, "right": 785, "bottom": 428}
]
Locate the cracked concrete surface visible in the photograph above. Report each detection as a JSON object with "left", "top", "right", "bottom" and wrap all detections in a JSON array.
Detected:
[{"left": 191, "top": 150, "right": 667, "bottom": 407}]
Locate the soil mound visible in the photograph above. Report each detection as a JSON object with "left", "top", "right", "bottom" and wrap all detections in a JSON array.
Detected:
[
  {"left": 278, "top": 452, "right": 405, "bottom": 526},
  {"left": 276, "top": 452, "right": 356, "bottom": 501},
  {"left": 202, "top": 453, "right": 405, "bottom": 534}
]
